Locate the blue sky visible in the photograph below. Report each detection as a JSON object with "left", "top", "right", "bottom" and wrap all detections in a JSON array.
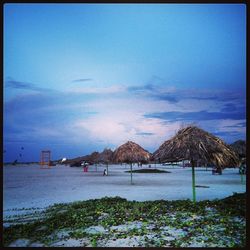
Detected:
[{"left": 3, "top": 3, "right": 246, "bottom": 162}]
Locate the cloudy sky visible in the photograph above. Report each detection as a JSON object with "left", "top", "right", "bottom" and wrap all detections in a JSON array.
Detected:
[{"left": 3, "top": 3, "right": 246, "bottom": 162}]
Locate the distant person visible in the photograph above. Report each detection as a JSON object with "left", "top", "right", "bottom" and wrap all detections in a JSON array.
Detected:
[{"left": 103, "top": 169, "right": 107, "bottom": 176}]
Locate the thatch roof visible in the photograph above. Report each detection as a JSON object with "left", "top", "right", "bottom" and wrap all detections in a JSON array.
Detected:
[
  {"left": 97, "top": 148, "right": 113, "bottom": 163},
  {"left": 85, "top": 151, "right": 100, "bottom": 164},
  {"left": 62, "top": 149, "right": 113, "bottom": 165},
  {"left": 112, "top": 141, "right": 151, "bottom": 164},
  {"left": 153, "top": 126, "right": 239, "bottom": 168},
  {"left": 63, "top": 151, "right": 100, "bottom": 165},
  {"left": 63, "top": 156, "right": 86, "bottom": 165},
  {"left": 229, "top": 140, "right": 246, "bottom": 158}
]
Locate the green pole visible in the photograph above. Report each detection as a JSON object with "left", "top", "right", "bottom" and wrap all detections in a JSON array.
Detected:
[
  {"left": 130, "top": 163, "right": 133, "bottom": 185},
  {"left": 191, "top": 161, "right": 196, "bottom": 203},
  {"left": 240, "top": 172, "right": 243, "bottom": 184}
]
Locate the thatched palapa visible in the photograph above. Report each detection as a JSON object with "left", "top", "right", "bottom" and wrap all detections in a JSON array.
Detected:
[
  {"left": 229, "top": 140, "right": 246, "bottom": 159},
  {"left": 64, "top": 151, "right": 100, "bottom": 166},
  {"left": 112, "top": 141, "right": 151, "bottom": 164},
  {"left": 87, "top": 151, "right": 100, "bottom": 164},
  {"left": 112, "top": 141, "right": 151, "bottom": 184},
  {"left": 153, "top": 126, "right": 239, "bottom": 168},
  {"left": 153, "top": 126, "right": 239, "bottom": 202},
  {"left": 98, "top": 149, "right": 113, "bottom": 163}
]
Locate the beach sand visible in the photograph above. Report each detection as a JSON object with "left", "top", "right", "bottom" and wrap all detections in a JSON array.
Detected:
[{"left": 3, "top": 163, "right": 246, "bottom": 218}]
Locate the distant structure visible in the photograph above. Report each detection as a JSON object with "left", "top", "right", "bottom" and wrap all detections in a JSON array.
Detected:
[
  {"left": 40, "top": 150, "right": 51, "bottom": 168},
  {"left": 61, "top": 157, "right": 67, "bottom": 163}
]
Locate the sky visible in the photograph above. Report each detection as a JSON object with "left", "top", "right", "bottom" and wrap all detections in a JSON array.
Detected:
[{"left": 3, "top": 3, "right": 246, "bottom": 162}]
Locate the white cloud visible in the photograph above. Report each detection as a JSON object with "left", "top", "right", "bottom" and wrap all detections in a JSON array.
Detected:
[
  {"left": 71, "top": 111, "right": 181, "bottom": 152},
  {"left": 67, "top": 85, "right": 126, "bottom": 94},
  {"left": 5, "top": 81, "right": 245, "bottom": 157},
  {"left": 216, "top": 119, "right": 246, "bottom": 133}
]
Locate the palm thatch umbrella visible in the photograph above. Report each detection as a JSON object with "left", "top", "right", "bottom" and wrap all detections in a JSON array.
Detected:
[
  {"left": 64, "top": 151, "right": 100, "bottom": 166},
  {"left": 98, "top": 148, "right": 113, "bottom": 163},
  {"left": 64, "top": 156, "right": 87, "bottom": 166},
  {"left": 87, "top": 151, "right": 100, "bottom": 164},
  {"left": 153, "top": 126, "right": 239, "bottom": 202},
  {"left": 112, "top": 141, "right": 151, "bottom": 184},
  {"left": 98, "top": 148, "right": 113, "bottom": 175},
  {"left": 229, "top": 140, "right": 246, "bottom": 159}
]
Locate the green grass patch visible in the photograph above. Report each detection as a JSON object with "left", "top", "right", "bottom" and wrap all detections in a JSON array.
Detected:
[{"left": 3, "top": 193, "right": 246, "bottom": 247}]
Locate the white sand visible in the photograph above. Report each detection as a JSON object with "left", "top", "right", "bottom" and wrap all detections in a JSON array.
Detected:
[{"left": 3, "top": 164, "right": 246, "bottom": 217}]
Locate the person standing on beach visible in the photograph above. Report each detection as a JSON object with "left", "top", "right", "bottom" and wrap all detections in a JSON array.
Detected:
[{"left": 103, "top": 169, "right": 107, "bottom": 176}]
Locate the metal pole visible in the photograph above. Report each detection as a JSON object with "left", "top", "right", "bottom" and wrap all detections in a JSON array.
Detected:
[
  {"left": 240, "top": 172, "right": 243, "bottom": 184},
  {"left": 107, "top": 162, "right": 109, "bottom": 176},
  {"left": 130, "top": 163, "right": 133, "bottom": 185},
  {"left": 239, "top": 162, "right": 244, "bottom": 184},
  {"left": 191, "top": 160, "right": 196, "bottom": 203}
]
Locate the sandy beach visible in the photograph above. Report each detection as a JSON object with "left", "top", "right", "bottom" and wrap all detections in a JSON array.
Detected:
[{"left": 3, "top": 164, "right": 246, "bottom": 217}]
